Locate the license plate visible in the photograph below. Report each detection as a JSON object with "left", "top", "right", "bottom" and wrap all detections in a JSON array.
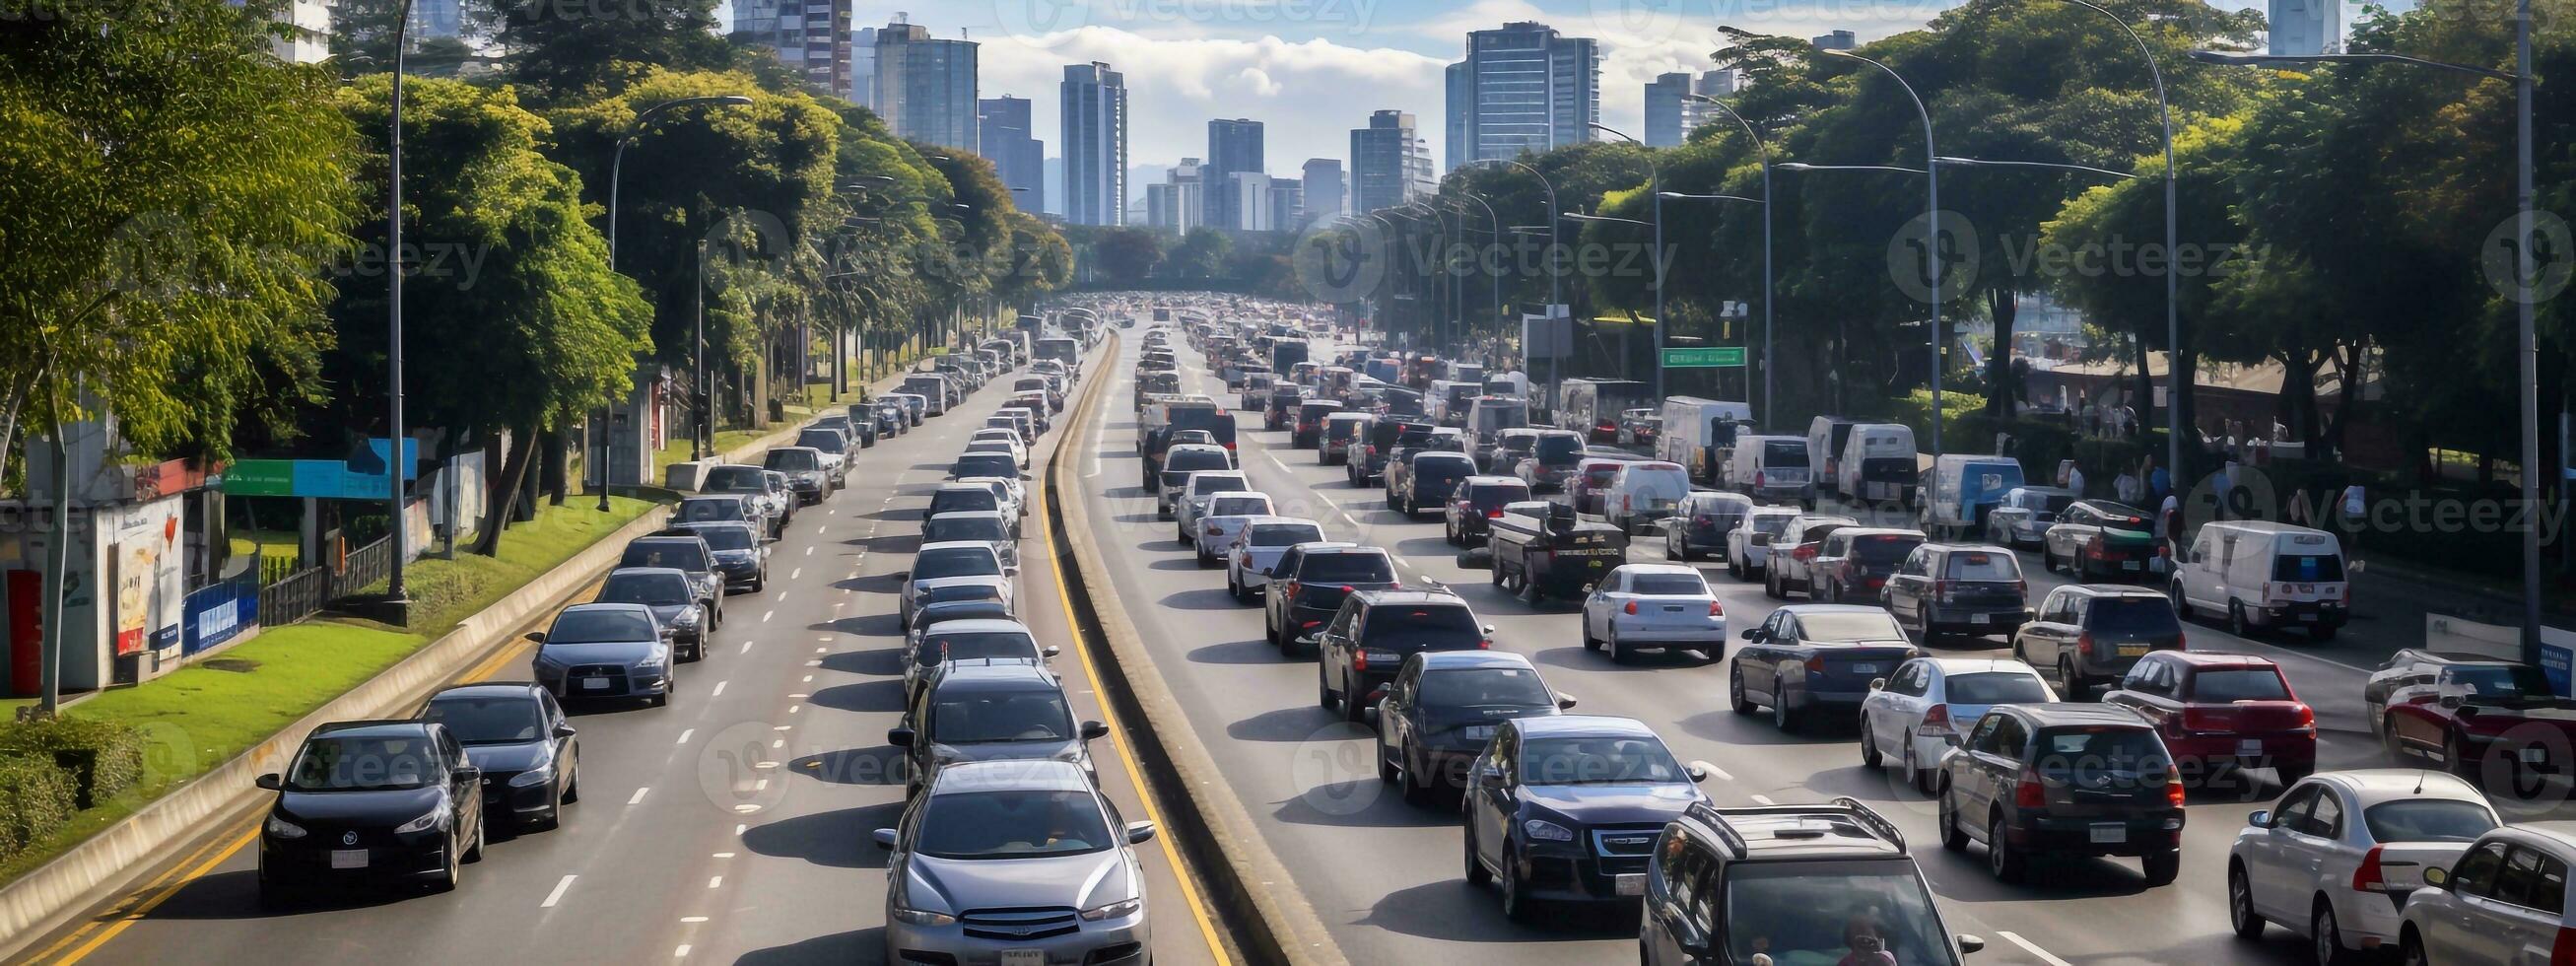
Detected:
[
  {"left": 2089, "top": 824, "right": 2127, "bottom": 845},
  {"left": 1463, "top": 725, "right": 1496, "bottom": 740},
  {"left": 1613, "top": 873, "right": 1645, "bottom": 896},
  {"left": 1970, "top": 613, "right": 1991, "bottom": 625},
  {"left": 1850, "top": 663, "right": 1879, "bottom": 674},
  {"left": 2122, "top": 560, "right": 2140, "bottom": 571},
  {"left": 580, "top": 677, "right": 609, "bottom": 691},
  {"left": 1662, "top": 605, "right": 1684, "bottom": 613},
  {"left": 2117, "top": 644, "right": 2150, "bottom": 657},
  {"left": 330, "top": 849, "right": 368, "bottom": 869},
  {"left": 2299, "top": 613, "right": 2318, "bottom": 622},
  {"left": 1000, "top": 951, "right": 1046, "bottom": 966},
  {"left": 2524, "top": 747, "right": 2548, "bottom": 763},
  {"left": 2238, "top": 739, "right": 2264, "bottom": 758},
  {"left": 1869, "top": 483, "right": 1896, "bottom": 498}
]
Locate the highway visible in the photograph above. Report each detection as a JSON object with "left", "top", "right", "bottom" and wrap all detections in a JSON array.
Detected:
[
  {"left": 17, "top": 353, "right": 1228, "bottom": 966},
  {"left": 1061, "top": 326, "right": 2555, "bottom": 964}
]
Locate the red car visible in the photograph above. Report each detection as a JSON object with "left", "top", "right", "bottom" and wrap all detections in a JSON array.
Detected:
[
  {"left": 2378, "top": 659, "right": 2576, "bottom": 780},
  {"left": 1568, "top": 458, "right": 1628, "bottom": 517},
  {"left": 2104, "top": 651, "right": 2315, "bottom": 785}
]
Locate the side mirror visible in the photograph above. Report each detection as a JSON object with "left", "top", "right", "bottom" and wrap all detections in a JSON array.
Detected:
[
  {"left": 255, "top": 773, "right": 283, "bottom": 792},
  {"left": 1043, "top": 646, "right": 1062, "bottom": 659},
  {"left": 450, "top": 766, "right": 479, "bottom": 782},
  {"left": 1019, "top": 472, "right": 1033, "bottom": 481},
  {"left": 1869, "top": 678, "right": 1887, "bottom": 691},
  {"left": 872, "top": 828, "right": 899, "bottom": 851},
  {"left": 1556, "top": 695, "right": 1579, "bottom": 710},
  {"left": 1125, "top": 821, "right": 1159, "bottom": 845},
  {"left": 553, "top": 724, "right": 577, "bottom": 739},
  {"left": 887, "top": 726, "right": 916, "bottom": 747},
  {"left": 1958, "top": 934, "right": 1987, "bottom": 955},
  {"left": 1363, "top": 705, "right": 1381, "bottom": 725},
  {"left": 2025, "top": 606, "right": 2039, "bottom": 620},
  {"left": 2349, "top": 560, "right": 2367, "bottom": 575},
  {"left": 2248, "top": 809, "right": 2272, "bottom": 828},
  {"left": 1739, "top": 628, "right": 1763, "bottom": 641},
  {"left": 523, "top": 631, "right": 547, "bottom": 644},
  {"left": 1480, "top": 624, "right": 1497, "bottom": 635},
  {"left": 1686, "top": 760, "right": 1715, "bottom": 783},
  {"left": 1080, "top": 721, "right": 1110, "bottom": 740},
  {"left": 2424, "top": 865, "right": 2451, "bottom": 888}
]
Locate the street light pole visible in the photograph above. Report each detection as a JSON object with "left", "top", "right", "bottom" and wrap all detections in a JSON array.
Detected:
[
  {"left": 1455, "top": 189, "right": 1504, "bottom": 350},
  {"left": 1823, "top": 48, "right": 1943, "bottom": 459},
  {"left": 1589, "top": 123, "right": 1663, "bottom": 399},
  {"left": 1682, "top": 93, "right": 1778, "bottom": 425},
  {"left": 1477, "top": 159, "right": 1562, "bottom": 413},
  {"left": 386, "top": 0, "right": 415, "bottom": 605},
  {"left": 694, "top": 239, "right": 709, "bottom": 460}
]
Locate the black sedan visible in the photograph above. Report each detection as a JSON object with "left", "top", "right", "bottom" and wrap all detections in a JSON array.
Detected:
[
  {"left": 1461, "top": 716, "right": 1712, "bottom": 923},
  {"left": 1729, "top": 604, "right": 1924, "bottom": 732},
  {"left": 255, "top": 720, "right": 485, "bottom": 906},
  {"left": 417, "top": 683, "right": 579, "bottom": 831},
  {"left": 669, "top": 520, "right": 767, "bottom": 593},
  {"left": 1373, "top": 651, "right": 1572, "bottom": 802}
]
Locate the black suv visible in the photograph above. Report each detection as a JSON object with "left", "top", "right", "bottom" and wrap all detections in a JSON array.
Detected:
[
  {"left": 1372, "top": 651, "right": 1572, "bottom": 802},
  {"left": 1934, "top": 703, "right": 2185, "bottom": 884},
  {"left": 1313, "top": 589, "right": 1491, "bottom": 724},
  {"left": 1461, "top": 716, "right": 1712, "bottom": 923},
  {"left": 1264, "top": 385, "right": 1305, "bottom": 431},
  {"left": 1293, "top": 399, "right": 1344, "bottom": 448},
  {"left": 1263, "top": 544, "right": 1395, "bottom": 654},
  {"left": 2012, "top": 584, "right": 2187, "bottom": 698},
  {"left": 1661, "top": 490, "right": 1753, "bottom": 563},
  {"left": 1387, "top": 450, "right": 1476, "bottom": 518},
  {"left": 1350, "top": 419, "right": 1435, "bottom": 486},
  {"left": 1444, "top": 476, "right": 1531, "bottom": 547},
  {"left": 1642, "top": 798, "right": 1984, "bottom": 966}
]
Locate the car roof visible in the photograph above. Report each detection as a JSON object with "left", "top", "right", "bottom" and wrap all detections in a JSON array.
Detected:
[
  {"left": 1207, "top": 490, "right": 1269, "bottom": 501},
  {"left": 1833, "top": 527, "right": 1925, "bottom": 539},
  {"left": 926, "top": 510, "right": 1009, "bottom": 519},
  {"left": 1464, "top": 475, "right": 1527, "bottom": 487},
  {"left": 1516, "top": 715, "right": 1658, "bottom": 739},
  {"left": 2489, "top": 822, "right": 2576, "bottom": 856},
  {"left": 915, "top": 575, "right": 1008, "bottom": 589},
  {"left": 932, "top": 659, "right": 1063, "bottom": 688},
  {"left": 930, "top": 759, "right": 1093, "bottom": 795},
  {"left": 607, "top": 566, "right": 690, "bottom": 581},
  {"left": 1686, "top": 803, "right": 1910, "bottom": 860},
  {"left": 1413, "top": 651, "right": 1538, "bottom": 671},
  {"left": 1775, "top": 603, "right": 1888, "bottom": 617},
  {"left": 933, "top": 482, "right": 999, "bottom": 493},
  {"left": 2147, "top": 652, "right": 2280, "bottom": 669},
  {"left": 2058, "top": 583, "right": 2168, "bottom": 598},
  {"left": 310, "top": 720, "right": 441, "bottom": 739},
  {"left": 427, "top": 682, "right": 545, "bottom": 702},
  {"left": 1917, "top": 657, "right": 2040, "bottom": 675},
  {"left": 1353, "top": 588, "right": 1467, "bottom": 607},
  {"left": 1284, "top": 541, "right": 1359, "bottom": 554},
  {"left": 562, "top": 601, "right": 655, "bottom": 617},
  {"left": 671, "top": 519, "right": 755, "bottom": 532},
  {"left": 1615, "top": 563, "right": 1705, "bottom": 578},
  {"left": 918, "top": 541, "right": 1001, "bottom": 554},
  {"left": 630, "top": 534, "right": 706, "bottom": 544},
  {"left": 2005, "top": 703, "right": 2156, "bottom": 727},
  {"left": 2303, "top": 768, "right": 2485, "bottom": 801},
  {"left": 917, "top": 618, "right": 1035, "bottom": 635},
  {"left": 1927, "top": 542, "right": 2016, "bottom": 554}
]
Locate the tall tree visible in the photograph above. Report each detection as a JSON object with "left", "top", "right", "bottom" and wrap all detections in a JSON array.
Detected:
[{"left": 473, "top": 0, "right": 737, "bottom": 104}]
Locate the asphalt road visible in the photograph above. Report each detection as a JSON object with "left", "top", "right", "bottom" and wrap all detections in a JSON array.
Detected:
[
  {"left": 1066, "top": 329, "right": 2570, "bottom": 964},
  {"left": 19, "top": 358, "right": 1227, "bottom": 966}
]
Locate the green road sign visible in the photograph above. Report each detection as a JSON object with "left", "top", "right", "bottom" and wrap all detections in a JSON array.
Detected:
[{"left": 1661, "top": 346, "right": 1747, "bottom": 368}]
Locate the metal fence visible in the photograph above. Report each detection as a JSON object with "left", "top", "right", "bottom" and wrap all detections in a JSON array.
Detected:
[
  {"left": 329, "top": 536, "right": 391, "bottom": 600},
  {"left": 255, "top": 536, "right": 394, "bottom": 628}
]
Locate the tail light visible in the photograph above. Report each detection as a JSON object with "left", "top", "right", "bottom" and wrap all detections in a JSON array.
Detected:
[
  {"left": 1623, "top": 601, "right": 1639, "bottom": 615},
  {"left": 1486, "top": 509, "right": 1505, "bottom": 518},
  {"left": 2353, "top": 846, "right": 2390, "bottom": 892},
  {"left": 1238, "top": 551, "right": 1252, "bottom": 566},
  {"left": 1933, "top": 579, "right": 1956, "bottom": 603},
  {"left": 2178, "top": 707, "right": 2222, "bottom": 734},
  {"left": 1224, "top": 442, "right": 1238, "bottom": 450},
  {"left": 1205, "top": 524, "right": 1223, "bottom": 535},
  {"left": 1918, "top": 703, "right": 1951, "bottom": 735},
  {"left": 2076, "top": 632, "right": 2095, "bottom": 656},
  {"left": 1353, "top": 650, "right": 1368, "bottom": 671},
  {"left": 1805, "top": 656, "right": 1827, "bottom": 673},
  {"left": 2551, "top": 927, "right": 2576, "bottom": 966},
  {"left": 1622, "top": 495, "right": 1633, "bottom": 511},
  {"left": 1478, "top": 638, "right": 1493, "bottom": 650},
  {"left": 1282, "top": 580, "right": 1301, "bottom": 599},
  {"left": 1709, "top": 601, "right": 1724, "bottom": 617},
  {"left": 2294, "top": 704, "right": 2318, "bottom": 731},
  {"left": 1793, "top": 544, "right": 1819, "bottom": 561},
  {"left": 1339, "top": 585, "right": 1356, "bottom": 593},
  {"left": 1754, "top": 470, "right": 1766, "bottom": 489},
  {"left": 2013, "top": 766, "right": 2047, "bottom": 808},
  {"left": 2165, "top": 765, "right": 2187, "bottom": 807}
]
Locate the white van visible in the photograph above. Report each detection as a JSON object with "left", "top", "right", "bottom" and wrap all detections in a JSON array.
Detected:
[
  {"left": 1465, "top": 395, "right": 1529, "bottom": 449},
  {"left": 1427, "top": 380, "right": 1481, "bottom": 426},
  {"left": 1805, "top": 417, "right": 1857, "bottom": 494},
  {"left": 1603, "top": 461, "right": 1693, "bottom": 533},
  {"left": 1659, "top": 396, "right": 1754, "bottom": 485},
  {"left": 900, "top": 374, "right": 953, "bottom": 415},
  {"left": 2171, "top": 520, "right": 2350, "bottom": 640},
  {"left": 1482, "top": 372, "right": 1529, "bottom": 400},
  {"left": 1727, "top": 436, "right": 1814, "bottom": 507},
  {"left": 1838, "top": 423, "right": 1920, "bottom": 507}
]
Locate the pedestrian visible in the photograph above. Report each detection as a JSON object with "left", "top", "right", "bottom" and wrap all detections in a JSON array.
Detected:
[
  {"left": 2161, "top": 492, "right": 2184, "bottom": 558},
  {"left": 2115, "top": 467, "right": 2140, "bottom": 505},
  {"left": 2067, "top": 461, "right": 2087, "bottom": 497},
  {"left": 2149, "top": 458, "right": 2170, "bottom": 504}
]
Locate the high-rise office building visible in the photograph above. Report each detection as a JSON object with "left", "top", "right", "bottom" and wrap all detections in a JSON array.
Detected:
[
  {"left": 410, "top": 0, "right": 461, "bottom": 39},
  {"left": 1811, "top": 30, "right": 1857, "bottom": 50},
  {"left": 2269, "top": 0, "right": 2339, "bottom": 54},
  {"left": 270, "top": 0, "right": 330, "bottom": 63},
  {"left": 849, "top": 27, "right": 876, "bottom": 107},
  {"left": 872, "top": 19, "right": 978, "bottom": 150},
  {"left": 978, "top": 97, "right": 1045, "bottom": 214},
  {"left": 736, "top": 0, "right": 853, "bottom": 96},
  {"left": 1225, "top": 172, "right": 1276, "bottom": 232},
  {"left": 1645, "top": 72, "right": 1690, "bottom": 147},
  {"left": 1268, "top": 180, "right": 1306, "bottom": 233},
  {"left": 1060, "top": 61, "right": 1128, "bottom": 226},
  {"left": 1205, "top": 119, "right": 1264, "bottom": 230},
  {"left": 1682, "top": 71, "right": 1737, "bottom": 135},
  {"left": 1351, "top": 110, "right": 1432, "bottom": 214},
  {"left": 1445, "top": 61, "right": 1472, "bottom": 172},
  {"left": 1301, "top": 159, "right": 1345, "bottom": 223},
  {"left": 1444, "top": 22, "right": 1600, "bottom": 171},
  {"left": 1146, "top": 158, "right": 1204, "bottom": 232}
]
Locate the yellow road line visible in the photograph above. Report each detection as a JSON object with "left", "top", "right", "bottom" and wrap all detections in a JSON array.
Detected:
[{"left": 1040, "top": 353, "right": 1233, "bottom": 966}]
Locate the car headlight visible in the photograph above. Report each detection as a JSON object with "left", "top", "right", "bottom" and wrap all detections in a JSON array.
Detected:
[
  {"left": 395, "top": 810, "right": 442, "bottom": 834},
  {"left": 265, "top": 814, "right": 307, "bottom": 839},
  {"left": 636, "top": 653, "right": 668, "bottom": 670},
  {"left": 1522, "top": 818, "right": 1575, "bottom": 842},
  {"left": 508, "top": 766, "right": 555, "bottom": 788},
  {"left": 670, "top": 608, "right": 702, "bottom": 627},
  {"left": 1080, "top": 896, "right": 1144, "bottom": 922},
  {"left": 891, "top": 906, "right": 957, "bottom": 927}
]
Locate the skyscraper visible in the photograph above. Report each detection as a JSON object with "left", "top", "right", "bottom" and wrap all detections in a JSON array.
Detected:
[
  {"left": 1205, "top": 119, "right": 1264, "bottom": 230},
  {"left": 1060, "top": 62, "right": 1128, "bottom": 226},
  {"left": 1225, "top": 172, "right": 1276, "bottom": 232},
  {"left": 1147, "top": 159, "right": 1204, "bottom": 232},
  {"left": 1351, "top": 110, "right": 1432, "bottom": 214},
  {"left": 1645, "top": 72, "right": 1690, "bottom": 148},
  {"left": 849, "top": 27, "right": 876, "bottom": 107},
  {"left": 1301, "top": 159, "right": 1346, "bottom": 223},
  {"left": 1682, "top": 70, "right": 1737, "bottom": 135},
  {"left": 872, "top": 20, "right": 978, "bottom": 150},
  {"left": 978, "top": 97, "right": 1045, "bottom": 214},
  {"left": 1811, "top": 31, "right": 1857, "bottom": 50},
  {"left": 1445, "top": 22, "right": 1600, "bottom": 171},
  {"left": 735, "top": 0, "right": 853, "bottom": 96},
  {"left": 1445, "top": 61, "right": 1472, "bottom": 172},
  {"left": 1269, "top": 180, "right": 1306, "bottom": 233},
  {"left": 2269, "top": 0, "right": 2339, "bottom": 54}
]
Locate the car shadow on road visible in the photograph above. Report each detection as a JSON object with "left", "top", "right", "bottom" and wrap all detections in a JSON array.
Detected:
[
  {"left": 835, "top": 574, "right": 908, "bottom": 594},
  {"left": 1145, "top": 558, "right": 1206, "bottom": 573},
  {"left": 1225, "top": 707, "right": 1351, "bottom": 742},
  {"left": 1920, "top": 847, "right": 2158, "bottom": 901},
  {"left": 809, "top": 679, "right": 907, "bottom": 714},
  {"left": 819, "top": 613, "right": 904, "bottom": 640},
  {"left": 1272, "top": 781, "right": 1456, "bottom": 829},
  {"left": 1392, "top": 535, "right": 1455, "bottom": 558},
  {"left": 1187, "top": 639, "right": 1281, "bottom": 665},
  {"left": 741, "top": 801, "right": 906, "bottom": 869},
  {"left": 1356, "top": 880, "right": 1637, "bottom": 941},
  {"left": 789, "top": 746, "right": 905, "bottom": 787},
  {"left": 860, "top": 508, "right": 922, "bottom": 522},
  {"left": 142, "top": 869, "right": 411, "bottom": 921},
  {"left": 737, "top": 928, "right": 889, "bottom": 965},
  {"left": 1525, "top": 646, "right": 1667, "bottom": 673},
  {"left": 1156, "top": 587, "right": 1240, "bottom": 610},
  {"left": 846, "top": 533, "right": 918, "bottom": 555},
  {"left": 819, "top": 648, "right": 904, "bottom": 676},
  {"left": 1672, "top": 709, "right": 1852, "bottom": 746}
]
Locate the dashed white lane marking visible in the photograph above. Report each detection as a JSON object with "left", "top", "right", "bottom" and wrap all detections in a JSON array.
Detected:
[
  {"left": 791, "top": 568, "right": 803, "bottom": 581},
  {"left": 711, "top": 681, "right": 728, "bottom": 697},
  {"left": 541, "top": 874, "right": 576, "bottom": 908},
  {"left": 675, "top": 728, "right": 695, "bottom": 745},
  {"left": 734, "top": 823, "right": 747, "bottom": 835},
  {"left": 628, "top": 788, "right": 649, "bottom": 805},
  {"left": 754, "top": 779, "right": 770, "bottom": 792},
  {"left": 739, "top": 640, "right": 752, "bottom": 655},
  {"left": 788, "top": 704, "right": 802, "bottom": 714},
  {"left": 713, "top": 852, "right": 735, "bottom": 859},
  {"left": 1751, "top": 794, "right": 1776, "bottom": 805},
  {"left": 772, "top": 738, "right": 785, "bottom": 748},
  {"left": 673, "top": 945, "right": 691, "bottom": 958},
  {"left": 804, "top": 546, "right": 814, "bottom": 557},
  {"left": 802, "top": 674, "right": 814, "bottom": 683},
  {"left": 779, "top": 592, "right": 791, "bottom": 603},
  {"left": 680, "top": 916, "right": 709, "bottom": 924},
  {"left": 761, "top": 610, "right": 775, "bottom": 623},
  {"left": 1999, "top": 932, "right": 2072, "bottom": 966},
  {"left": 1703, "top": 763, "right": 1733, "bottom": 782}
]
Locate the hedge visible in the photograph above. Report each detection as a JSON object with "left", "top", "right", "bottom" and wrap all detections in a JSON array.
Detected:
[
  {"left": 0, "top": 754, "right": 77, "bottom": 866},
  {"left": 0, "top": 717, "right": 147, "bottom": 809}
]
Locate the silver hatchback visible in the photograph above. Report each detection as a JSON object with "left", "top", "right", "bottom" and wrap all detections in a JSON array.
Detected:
[{"left": 876, "top": 760, "right": 1154, "bottom": 965}]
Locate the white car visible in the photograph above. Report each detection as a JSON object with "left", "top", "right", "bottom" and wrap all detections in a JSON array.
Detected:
[
  {"left": 898, "top": 543, "right": 1009, "bottom": 630},
  {"left": 957, "top": 476, "right": 1028, "bottom": 519},
  {"left": 1224, "top": 517, "right": 1326, "bottom": 602},
  {"left": 1189, "top": 492, "right": 1276, "bottom": 566},
  {"left": 1576, "top": 564, "right": 1727, "bottom": 664},
  {"left": 1171, "top": 471, "right": 1252, "bottom": 543},
  {"left": 2229, "top": 769, "right": 2498, "bottom": 963},
  {"left": 968, "top": 429, "right": 1030, "bottom": 467},
  {"left": 1724, "top": 508, "right": 1801, "bottom": 581},
  {"left": 1984, "top": 486, "right": 2076, "bottom": 548},
  {"left": 1857, "top": 656, "right": 2056, "bottom": 793}
]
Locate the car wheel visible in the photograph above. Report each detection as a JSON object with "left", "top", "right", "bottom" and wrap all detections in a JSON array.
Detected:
[
  {"left": 1937, "top": 786, "right": 1968, "bottom": 852},
  {"left": 2312, "top": 625, "right": 2338, "bottom": 642},
  {"left": 1908, "top": 745, "right": 1936, "bottom": 794},
  {"left": 1317, "top": 664, "right": 1338, "bottom": 711},
  {"left": 1729, "top": 665, "right": 1755, "bottom": 716},
  {"left": 1196, "top": 548, "right": 1215, "bottom": 568},
  {"left": 561, "top": 764, "right": 579, "bottom": 803},
  {"left": 1609, "top": 630, "right": 1632, "bottom": 665},
  {"left": 2312, "top": 900, "right": 2348, "bottom": 965},
  {"left": 1378, "top": 741, "right": 1400, "bottom": 785},
  {"left": 1764, "top": 569, "right": 1784, "bottom": 600},
  {"left": 2229, "top": 600, "right": 2253, "bottom": 638},
  {"left": 432, "top": 834, "right": 461, "bottom": 893},
  {"left": 1988, "top": 815, "right": 2027, "bottom": 883},
  {"left": 1521, "top": 573, "right": 1543, "bottom": 606},
  {"left": 1772, "top": 687, "right": 1800, "bottom": 732},
  {"left": 1462, "top": 823, "right": 1492, "bottom": 886},
  {"left": 2142, "top": 848, "right": 2181, "bottom": 886},
  {"left": 2170, "top": 581, "right": 2192, "bottom": 619},
  {"left": 1499, "top": 843, "right": 1535, "bottom": 924},
  {"left": 2228, "top": 864, "right": 2265, "bottom": 938},
  {"left": 1401, "top": 749, "right": 1436, "bottom": 806},
  {"left": 2444, "top": 730, "right": 2474, "bottom": 778},
  {"left": 2061, "top": 658, "right": 2085, "bottom": 701},
  {"left": 1860, "top": 720, "right": 1884, "bottom": 768},
  {"left": 1728, "top": 555, "right": 1745, "bottom": 581},
  {"left": 1581, "top": 622, "right": 1601, "bottom": 653},
  {"left": 463, "top": 815, "right": 485, "bottom": 862},
  {"left": 2400, "top": 932, "right": 2428, "bottom": 966},
  {"left": 1664, "top": 534, "right": 1682, "bottom": 561},
  {"left": 1340, "top": 684, "right": 1367, "bottom": 724}
]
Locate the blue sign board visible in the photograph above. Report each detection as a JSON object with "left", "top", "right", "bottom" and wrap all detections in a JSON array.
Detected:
[
  {"left": 219, "top": 439, "right": 418, "bottom": 500},
  {"left": 181, "top": 580, "right": 259, "bottom": 655}
]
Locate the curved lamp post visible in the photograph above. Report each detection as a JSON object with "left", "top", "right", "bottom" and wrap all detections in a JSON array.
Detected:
[{"left": 1820, "top": 46, "right": 1946, "bottom": 458}]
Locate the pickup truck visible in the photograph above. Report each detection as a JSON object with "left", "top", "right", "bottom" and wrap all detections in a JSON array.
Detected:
[{"left": 1486, "top": 501, "right": 1628, "bottom": 605}]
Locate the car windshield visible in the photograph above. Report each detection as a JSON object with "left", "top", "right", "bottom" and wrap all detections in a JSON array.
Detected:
[
  {"left": 2090, "top": 503, "right": 2152, "bottom": 527},
  {"left": 676, "top": 499, "right": 745, "bottom": 521},
  {"left": 797, "top": 431, "right": 841, "bottom": 449},
  {"left": 1418, "top": 457, "right": 1473, "bottom": 480},
  {"left": 1752, "top": 515, "right": 1795, "bottom": 536},
  {"left": 620, "top": 541, "right": 710, "bottom": 571},
  {"left": 2188, "top": 667, "right": 2291, "bottom": 702},
  {"left": 2088, "top": 597, "right": 2181, "bottom": 634},
  {"left": 932, "top": 690, "right": 1074, "bottom": 743},
  {"left": 915, "top": 790, "right": 1112, "bottom": 861},
  {"left": 1419, "top": 667, "right": 1553, "bottom": 708},
  {"left": 548, "top": 609, "right": 657, "bottom": 644},
  {"left": 955, "top": 455, "right": 1016, "bottom": 476},
  {"left": 2450, "top": 664, "right": 2555, "bottom": 699},
  {"left": 1629, "top": 574, "right": 1709, "bottom": 595},
  {"left": 286, "top": 734, "right": 441, "bottom": 792},
  {"left": 930, "top": 490, "right": 999, "bottom": 515},
  {"left": 922, "top": 584, "right": 1003, "bottom": 605},
  {"left": 1300, "top": 552, "right": 1395, "bottom": 584},
  {"left": 915, "top": 548, "right": 1002, "bottom": 581},
  {"left": 705, "top": 466, "right": 765, "bottom": 492},
  {"left": 1167, "top": 450, "right": 1230, "bottom": 473},
  {"left": 1798, "top": 612, "right": 1908, "bottom": 642},
  {"left": 1360, "top": 605, "right": 1482, "bottom": 651},
  {"left": 1188, "top": 475, "right": 1248, "bottom": 495},
  {"left": 1534, "top": 435, "right": 1582, "bottom": 462},
  {"left": 1724, "top": 861, "right": 1956, "bottom": 966},
  {"left": 1763, "top": 440, "right": 1810, "bottom": 466},
  {"left": 2273, "top": 552, "right": 2346, "bottom": 582},
  {"left": 2362, "top": 799, "right": 2497, "bottom": 843},
  {"left": 1249, "top": 523, "right": 1324, "bottom": 547},
  {"left": 687, "top": 526, "right": 757, "bottom": 551},
  {"left": 1500, "top": 435, "right": 1536, "bottom": 452},
  {"left": 1469, "top": 484, "right": 1530, "bottom": 510},
  {"left": 925, "top": 518, "right": 1007, "bottom": 543},
  {"left": 1851, "top": 535, "right": 1923, "bottom": 565},
  {"left": 1946, "top": 672, "right": 2052, "bottom": 705},
  {"left": 1519, "top": 735, "right": 1686, "bottom": 786},
  {"left": 2032, "top": 726, "right": 2170, "bottom": 785},
  {"left": 1943, "top": 551, "right": 2021, "bottom": 581},
  {"left": 1211, "top": 497, "right": 1270, "bottom": 517},
  {"left": 915, "top": 630, "right": 1039, "bottom": 666},
  {"left": 421, "top": 695, "right": 545, "bottom": 744},
  {"left": 599, "top": 574, "right": 690, "bottom": 606}
]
